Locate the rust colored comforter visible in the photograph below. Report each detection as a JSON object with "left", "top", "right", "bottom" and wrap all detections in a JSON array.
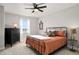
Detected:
[{"left": 26, "top": 35, "right": 67, "bottom": 55}]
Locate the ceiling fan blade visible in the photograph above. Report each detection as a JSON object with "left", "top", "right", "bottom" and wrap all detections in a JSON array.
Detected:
[
  {"left": 38, "top": 6, "right": 47, "bottom": 8},
  {"left": 25, "top": 8, "right": 34, "bottom": 9},
  {"left": 38, "top": 9, "right": 43, "bottom": 12},
  {"left": 37, "top": 3, "right": 45, "bottom": 5}
]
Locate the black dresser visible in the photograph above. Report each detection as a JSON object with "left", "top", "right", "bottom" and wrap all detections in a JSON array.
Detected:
[{"left": 5, "top": 28, "right": 20, "bottom": 47}]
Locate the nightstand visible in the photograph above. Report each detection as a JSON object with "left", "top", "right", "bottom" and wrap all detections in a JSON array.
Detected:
[{"left": 67, "top": 39, "right": 78, "bottom": 51}]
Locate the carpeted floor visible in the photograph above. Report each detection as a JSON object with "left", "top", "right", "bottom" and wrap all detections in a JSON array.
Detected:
[{"left": 0, "top": 42, "right": 79, "bottom": 55}]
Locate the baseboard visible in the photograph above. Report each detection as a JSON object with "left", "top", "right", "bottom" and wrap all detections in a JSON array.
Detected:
[{"left": 0, "top": 47, "right": 5, "bottom": 51}]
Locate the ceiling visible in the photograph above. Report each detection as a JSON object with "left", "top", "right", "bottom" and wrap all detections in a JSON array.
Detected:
[{"left": 0, "top": 3, "right": 79, "bottom": 17}]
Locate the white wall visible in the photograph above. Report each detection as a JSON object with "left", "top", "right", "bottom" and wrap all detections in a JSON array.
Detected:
[
  {"left": 30, "top": 18, "right": 39, "bottom": 35},
  {"left": 5, "top": 13, "right": 20, "bottom": 28},
  {"left": 39, "top": 5, "right": 79, "bottom": 36},
  {"left": 5, "top": 13, "right": 39, "bottom": 35},
  {"left": 0, "top": 6, "right": 5, "bottom": 50}
]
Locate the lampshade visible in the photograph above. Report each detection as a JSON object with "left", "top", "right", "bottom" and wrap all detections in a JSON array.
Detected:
[
  {"left": 14, "top": 24, "right": 17, "bottom": 28},
  {"left": 70, "top": 28, "right": 76, "bottom": 34},
  {"left": 34, "top": 9, "right": 38, "bottom": 12}
]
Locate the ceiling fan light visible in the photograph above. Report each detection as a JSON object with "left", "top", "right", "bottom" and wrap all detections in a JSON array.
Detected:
[{"left": 34, "top": 9, "right": 38, "bottom": 12}]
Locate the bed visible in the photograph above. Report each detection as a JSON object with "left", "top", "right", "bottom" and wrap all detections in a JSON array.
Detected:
[{"left": 26, "top": 27, "right": 67, "bottom": 55}]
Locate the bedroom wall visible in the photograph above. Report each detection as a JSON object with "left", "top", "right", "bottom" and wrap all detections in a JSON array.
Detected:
[
  {"left": 0, "top": 5, "right": 5, "bottom": 50},
  {"left": 5, "top": 13, "right": 39, "bottom": 35},
  {"left": 5, "top": 13, "right": 20, "bottom": 28},
  {"left": 30, "top": 17, "right": 39, "bottom": 35},
  {"left": 38, "top": 4, "right": 79, "bottom": 37}
]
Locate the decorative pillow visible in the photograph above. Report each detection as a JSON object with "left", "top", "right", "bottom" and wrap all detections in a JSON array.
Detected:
[
  {"left": 47, "top": 31, "right": 55, "bottom": 37},
  {"left": 55, "top": 31, "right": 65, "bottom": 37}
]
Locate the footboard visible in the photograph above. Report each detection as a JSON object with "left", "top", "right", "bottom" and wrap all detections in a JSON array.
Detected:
[{"left": 26, "top": 36, "right": 46, "bottom": 54}]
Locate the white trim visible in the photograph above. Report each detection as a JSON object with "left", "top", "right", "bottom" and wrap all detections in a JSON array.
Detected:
[{"left": 0, "top": 47, "right": 5, "bottom": 50}]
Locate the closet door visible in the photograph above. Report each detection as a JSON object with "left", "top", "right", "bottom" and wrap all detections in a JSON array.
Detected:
[{"left": 0, "top": 6, "right": 5, "bottom": 50}]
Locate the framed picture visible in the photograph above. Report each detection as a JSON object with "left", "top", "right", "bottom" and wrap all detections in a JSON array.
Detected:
[{"left": 39, "top": 21, "right": 43, "bottom": 30}]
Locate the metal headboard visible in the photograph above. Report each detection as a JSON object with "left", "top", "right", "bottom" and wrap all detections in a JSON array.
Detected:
[{"left": 46, "top": 27, "right": 68, "bottom": 37}]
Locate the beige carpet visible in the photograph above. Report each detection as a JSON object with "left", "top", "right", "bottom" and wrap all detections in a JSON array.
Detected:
[{"left": 0, "top": 42, "right": 79, "bottom": 55}]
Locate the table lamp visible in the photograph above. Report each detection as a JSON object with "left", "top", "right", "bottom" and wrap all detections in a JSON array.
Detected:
[{"left": 70, "top": 28, "right": 76, "bottom": 40}]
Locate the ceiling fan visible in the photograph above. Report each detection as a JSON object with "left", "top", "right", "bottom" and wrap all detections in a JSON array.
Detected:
[{"left": 25, "top": 3, "right": 47, "bottom": 13}]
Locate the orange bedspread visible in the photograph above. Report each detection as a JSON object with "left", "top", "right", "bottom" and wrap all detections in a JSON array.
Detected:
[{"left": 26, "top": 35, "right": 67, "bottom": 55}]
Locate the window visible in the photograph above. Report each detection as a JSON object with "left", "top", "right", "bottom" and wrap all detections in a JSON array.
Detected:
[{"left": 20, "top": 18, "right": 30, "bottom": 34}]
